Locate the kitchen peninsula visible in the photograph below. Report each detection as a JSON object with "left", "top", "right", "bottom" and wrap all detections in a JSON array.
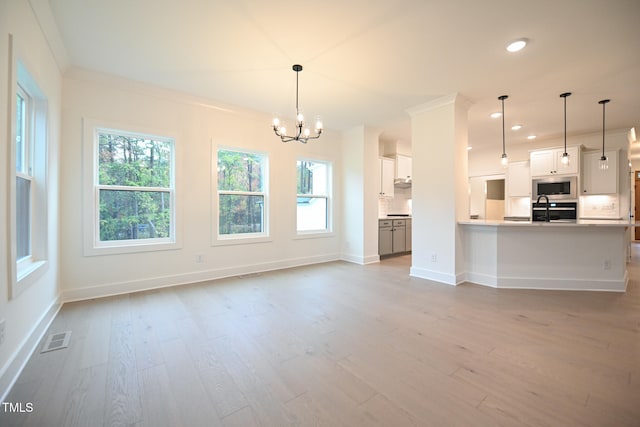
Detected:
[{"left": 459, "top": 219, "right": 634, "bottom": 292}]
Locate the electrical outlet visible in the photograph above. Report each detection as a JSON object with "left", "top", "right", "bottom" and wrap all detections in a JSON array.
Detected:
[
  {"left": 604, "top": 259, "right": 611, "bottom": 270},
  {"left": 431, "top": 252, "right": 437, "bottom": 263},
  {"left": 0, "top": 319, "right": 5, "bottom": 346},
  {"left": 195, "top": 254, "right": 204, "bottom": 263}
]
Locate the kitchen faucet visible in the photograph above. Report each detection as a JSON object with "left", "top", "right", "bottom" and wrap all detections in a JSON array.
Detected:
[{"left": 536, "top": 194, "right": 550, "bottom": 222}]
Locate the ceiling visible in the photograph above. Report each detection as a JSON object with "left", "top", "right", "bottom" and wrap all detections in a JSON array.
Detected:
[{"left": 45, "top": 0, "right": 640, "bottom": 149}]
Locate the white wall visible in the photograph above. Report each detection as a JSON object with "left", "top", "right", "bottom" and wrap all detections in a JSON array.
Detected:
[
  {"left": 59, "top": 69, "right": 343, "bottom": 301},
  {"left": 0, "top": 0, "right": 62, "bottom": 399}
]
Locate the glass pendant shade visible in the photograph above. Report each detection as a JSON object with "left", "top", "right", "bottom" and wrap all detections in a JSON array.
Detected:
[{"left": 599, "top": 155, "right": 609, "bottom": 170}]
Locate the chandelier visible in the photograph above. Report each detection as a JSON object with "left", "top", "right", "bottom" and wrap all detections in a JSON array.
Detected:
[{"left": 272, "top": 64, "right": 323, "bottom": 143}]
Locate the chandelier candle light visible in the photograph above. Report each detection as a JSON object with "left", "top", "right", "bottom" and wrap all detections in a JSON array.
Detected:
[
  {"left": 599, "top": 99, "right": 611, "bottom": 170},
  {"left": 560, "top": 92, "right": 571, "bottom": 167},
  {"left": 499, "top": 95, "right": 508, "bottom": 167},
  {"left": 272, "top": 64, "right": 323, "bottom": 143}
]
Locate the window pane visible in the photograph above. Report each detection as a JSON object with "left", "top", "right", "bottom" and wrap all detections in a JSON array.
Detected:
[
  {"left": 16, "top": 92, "right": 26, "bottom": 174},
  {"left": 297, "top": 197, "right": 327, "bottom": 231},
  {"left": 98, "top": 133, "right": 172, "bottom": 187},
  {"left": 16, "top": 176, "right": 31, "bottom": 259},
  {"left": 297, "top": 161, "right": 327, "bottom": 195},
  {"left": 99, "top": 189, "right": 171, "bottom": 241},
  {"left": 219, "top": 194, "right": 264, "bottom": 235},
  {"left": 218, "top": 150, "right": 263, "bottom": 192}
]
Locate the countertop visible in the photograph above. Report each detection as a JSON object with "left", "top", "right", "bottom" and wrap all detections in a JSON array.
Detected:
[
  {"left": 379, "top": 216, "right": 412, "bottom": 220},
  {"left": 458, "top": 219, "right": 636, "bottom": 227}
]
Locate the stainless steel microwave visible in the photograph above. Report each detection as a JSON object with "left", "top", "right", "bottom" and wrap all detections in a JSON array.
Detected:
[{"left": 532, "top": 176, "right": 577, "bottom": 200}]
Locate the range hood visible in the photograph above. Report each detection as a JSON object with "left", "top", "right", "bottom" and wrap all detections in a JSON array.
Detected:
[{"left": 394, "top": 177, "right": 412, "bottom": 188}]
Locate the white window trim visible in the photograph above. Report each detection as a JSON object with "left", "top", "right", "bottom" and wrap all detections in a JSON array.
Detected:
[
  {"left": 82, "top": 118, "right": 182, "bottom": 256},
  {"left": 295, "top": 158, "right": 334, "bottom": 238},
  {"left": 213, "top": 144, "right": 270, "bottom": 245},
  {"left": 7, "top": 36, "right": 50, "bottom": 299}
]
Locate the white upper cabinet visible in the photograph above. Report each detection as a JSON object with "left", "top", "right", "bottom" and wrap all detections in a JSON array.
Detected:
[
  {"left": 530, "top": 146, "right": 579, "bottom": 176},
  {"left": 379, "top": 157, "right": 395, "bottom": 198},
  {"left": 582, "top": 149, "right": 618, "bottom": 195},
  {"left": 395, "top": 154, "right": 412, "bottom": 180},
  {"left": 506, "top": 161, "right": 530, "bottom": 197}
]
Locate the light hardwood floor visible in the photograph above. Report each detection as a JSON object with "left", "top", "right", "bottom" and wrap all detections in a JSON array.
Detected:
[{"left": 2, "top": 252, "right": 639, "bottom": 426}]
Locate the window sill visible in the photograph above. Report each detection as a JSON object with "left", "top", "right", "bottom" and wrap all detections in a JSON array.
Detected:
[
  {"left": 13, "top": 259, "right": 48, "bottom": 299},
  {"left": 213, "top": 235, "right": 272, "bottom": 246},
  {"left": 294, "top": 231, "right": 336, "bottom": 240},
  {"left": 84, "top": 240, "right": 181, "bottom": 256}
]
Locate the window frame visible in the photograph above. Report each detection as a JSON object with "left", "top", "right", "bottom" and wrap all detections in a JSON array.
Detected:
[
  {"left": 82, "top": 119, "right": 181, "bottom": 256},
  {"left": 8, "top": 47, "right": 50, "bottom": 298},
  {"left": 296, "top": 158, "right": 333, "bottom": 236},
  {"left": 214, "top": 146, "right": 270, "bottom": 244},
  {"left": 15, "top": 83, "right": 33, "bottom": 264}
]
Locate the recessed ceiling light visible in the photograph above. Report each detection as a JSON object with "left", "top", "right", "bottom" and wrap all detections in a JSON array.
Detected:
[
  {"left": 506, "top": 39, "right": 527, "bottom": 53},
  {"left": 490, "top": 112, "right": 502, "bottom": 119},
  {"left": 527, "top": 135, "right": 537, "bottom": 140},
  {"left": 511, "top": 124, "right": 522, "bottom": 131}
]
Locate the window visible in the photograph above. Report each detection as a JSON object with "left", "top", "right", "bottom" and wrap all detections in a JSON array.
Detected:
[
  {"left": 16, "top": 85, "right": 31, "bottom": 261},
  {"left": 94, "top": 129, "right": 175, "bottom": 247},
  {"left": 217, "top": 148, "right": 268, "bottom": 239},
  {"left": 11, "top": 59, "right": 49, "bottom": 295},
  {"left": 297, "top": 160, "right": 331, "bottom": 233}
]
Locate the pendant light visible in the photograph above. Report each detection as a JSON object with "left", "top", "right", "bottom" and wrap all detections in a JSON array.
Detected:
[
  {"left": 559, "top": 92, "right": 571, "bottom": 167},
  {"left": 272, "top": 64, "right": 323, "bottom": 144},
  {"left": 498, "top": 95, "right": 508, "bottom": 167},
  {"left": 598, "top": 99, "right": 610, "bottom": 170}
]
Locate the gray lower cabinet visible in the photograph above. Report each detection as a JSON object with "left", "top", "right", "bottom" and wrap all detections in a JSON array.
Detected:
[
  {"left": 392, "top": 220, "right": 406, "bottom": 252},
  {"left": 379, "top": 219, "right": 410, "bottom": 256},
  {"left": 378, "top": 220, "right": 393, "bottom": 255}
]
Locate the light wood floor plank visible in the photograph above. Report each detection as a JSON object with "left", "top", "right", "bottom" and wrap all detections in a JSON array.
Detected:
[{"left": 4, "top": 251, "right": 640, "bottom": 426}]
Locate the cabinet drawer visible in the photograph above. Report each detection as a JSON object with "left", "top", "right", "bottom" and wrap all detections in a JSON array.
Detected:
[
  {"left": 379, "top": 220, "right": 392, "bottom": 227},
  {"left": 392, "top": 219, "right": 406, "bottom": 226}
]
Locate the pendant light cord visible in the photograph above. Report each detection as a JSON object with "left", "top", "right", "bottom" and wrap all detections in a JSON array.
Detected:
[
  {"left": 295, "top": 69, "right": 300, "bottom": 116},
  {"left": 560, "top": 92, "right": 571, "bottom": 155},
  {"left": 498, "top": 95, "right": 508, "bottom": 155},
  {"left": 601, "top": 101, "right": 606, "bottom": 157},
  {"left": 502, "top": 99, "right": 505, "bottom": 155},
  {"left": 599, "top": 99, "right": 610, "bottom": 157}
]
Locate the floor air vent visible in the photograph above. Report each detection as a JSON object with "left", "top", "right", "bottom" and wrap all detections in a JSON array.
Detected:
[{"left": 41, "top": 331, "right": 72, "bottom": 353}]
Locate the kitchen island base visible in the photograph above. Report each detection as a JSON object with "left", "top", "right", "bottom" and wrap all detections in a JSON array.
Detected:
[{"left": 460, "top": 221, "right": 631, "bottom": 292}]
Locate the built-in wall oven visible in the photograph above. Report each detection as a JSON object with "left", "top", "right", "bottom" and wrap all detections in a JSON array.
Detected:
[
  {"left": 532, "top": 201, "right": 577, "bottom": 222},
  {"left": 532, "top": 176, "right": 577, "bottom": 200}
]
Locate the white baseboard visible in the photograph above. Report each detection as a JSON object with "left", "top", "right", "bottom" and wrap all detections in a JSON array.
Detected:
[
  {"left": 0, "top": 298, "right": 62, "bottom": 402},
  {"left": 61, "top": 253, "right": 342, "bottom": 302},
  {"left": 341, "top": 253, "right": 380, "bottom": 265},
  {"left": 409, "top": 266, "right": 461, "bottom": 286},
  {"left": 465, "top": 271, "right": 628, "bottom": 292}
]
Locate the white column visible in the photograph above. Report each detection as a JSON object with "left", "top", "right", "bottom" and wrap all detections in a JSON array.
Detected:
[
  {"left": 407, "top": 94, "right": 470, "bottom": 285},
  {"left": 341, "top": 125, "right": 381, "bottom": 264}
]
